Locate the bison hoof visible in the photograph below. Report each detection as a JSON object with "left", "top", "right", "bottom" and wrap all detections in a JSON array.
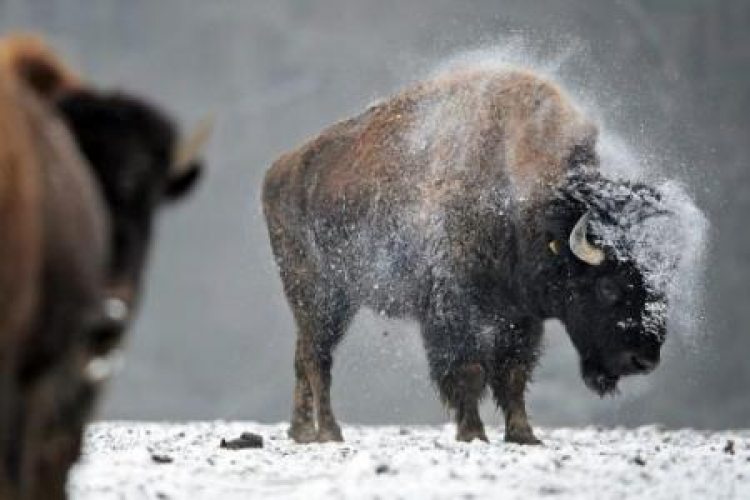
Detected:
[
  {"left": 288, "top": 424, "right": 318, "bottom": 444},
  {"left": 505, "top": 429, "right": 542, "bottom": 445},
  {"left": 456, "top": 427, "right": 489, "bottom": 443},
  {"left": 317, "top": 426, "right": 344, "bottom": 443}
]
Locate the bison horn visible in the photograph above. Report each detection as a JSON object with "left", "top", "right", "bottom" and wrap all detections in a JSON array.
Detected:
[
  {"left": 568, "top": 211, "right": 605, "bottom": 265},
  {"left": 172, "top": 115, "right": 214, "bottom": 175}
]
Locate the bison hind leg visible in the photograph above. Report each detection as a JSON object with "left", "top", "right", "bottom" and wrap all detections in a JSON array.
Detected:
[
  {"left": 288, "top": 336, "right": 317, "bottom": 444},
  {"left": 287, "top": 287, "right": 354, "bottom": 444}
]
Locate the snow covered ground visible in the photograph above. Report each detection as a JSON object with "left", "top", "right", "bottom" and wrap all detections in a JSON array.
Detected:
[{"left": 69, "top": 422, "right": 749, "bottom": 499}]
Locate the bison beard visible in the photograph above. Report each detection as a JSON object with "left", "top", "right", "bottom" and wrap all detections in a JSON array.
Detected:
[{"left": 264, "top": 67, "right": 678, "bottom": 444}]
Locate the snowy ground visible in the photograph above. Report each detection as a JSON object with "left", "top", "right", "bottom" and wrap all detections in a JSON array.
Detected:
[{"left": 69, "top": 422, "right": 750, "bottom": 500}]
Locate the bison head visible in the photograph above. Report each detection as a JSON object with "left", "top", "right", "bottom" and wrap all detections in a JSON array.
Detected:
[
  {"left": 55, "top": 91, "right": 211, "bottom": 316},
  {"left": 0, "top": 34, "right": 210, "bottom": 306},
  {"left": 543, "top": 170, "right": 681, "bottom": 396}
]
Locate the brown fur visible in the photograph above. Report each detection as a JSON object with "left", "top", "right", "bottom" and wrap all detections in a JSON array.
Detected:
[
  {"left": 264, "top": 68, "right": 598, "bottom": 444},
  {"left": 0, "top": 63, "right": 43, "bottom": 500},
  {"left": 0, "top": 70, "right": 41, "bottom": 354},
  {"left": 0, "top": 32, "right": 205, "bottom": 497},
  {"left": 0, "top": 35, "right": 81, "bottom": 101},
  {"left": 266, "top": 69, "right": 596, "bottom": 209},
  {"left": 0, "top": 37, "right": 107, "bottom": 499}
]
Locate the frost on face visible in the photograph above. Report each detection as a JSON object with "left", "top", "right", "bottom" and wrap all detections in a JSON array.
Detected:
[
  {"left": 588, "top": 179, "right": 709, "bottom": 343},
  {"left": 394, "top": 45, "right": 708, "bottom": 348}
]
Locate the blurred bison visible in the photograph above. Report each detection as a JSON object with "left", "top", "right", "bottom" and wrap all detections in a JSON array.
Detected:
[
  {"left": 0, "top": 35, "right": 209, "bottom": 499},
  {"left": 264, "top": 67, "right": 682, "bottom": 445}
]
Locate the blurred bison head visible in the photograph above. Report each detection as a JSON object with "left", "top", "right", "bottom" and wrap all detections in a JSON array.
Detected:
[
  {"left": 56, "top": 92, "right": 211, "bottom": 309},
  {"left": 544, "top": 170, "right": 678, "bottom": 395}
]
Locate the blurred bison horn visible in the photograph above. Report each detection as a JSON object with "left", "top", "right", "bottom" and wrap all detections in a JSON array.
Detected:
[
  {"left": 172, "top": 115, "right": 214, "bottom": 175},
  {"left": 569, "top": 211, "right": 605, "bottom": 265}
]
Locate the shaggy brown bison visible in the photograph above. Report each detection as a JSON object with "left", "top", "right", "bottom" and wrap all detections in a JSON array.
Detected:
[
  {"left": 0, "top": 35, "right": 209, "bottom": 499},
  {"left": 263, "top": 67, "right": 683, "bottom": 445}
]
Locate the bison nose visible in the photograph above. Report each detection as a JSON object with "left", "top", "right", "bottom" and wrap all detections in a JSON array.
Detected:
[
  {"left": 630, "top": 354, "right": 659, "bottom": 373},
  {"left": 630, "top": 354, "right": 656, "bottom": 373},
  {"left": 621, "top": 351, "right": 659, "bottom": 374}
]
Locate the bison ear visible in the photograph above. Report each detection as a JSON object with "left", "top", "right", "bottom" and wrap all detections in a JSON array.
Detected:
[
  {"left": 0, "top": 33, "right": 82, "bottom": 101},
  {"left": 165, "top": 162, "right": 202, "bottom": 199}
]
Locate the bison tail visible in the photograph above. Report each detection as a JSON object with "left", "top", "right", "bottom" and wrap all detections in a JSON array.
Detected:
[{"left": 0, "top": 33, "right": 82, "bottom": 102}]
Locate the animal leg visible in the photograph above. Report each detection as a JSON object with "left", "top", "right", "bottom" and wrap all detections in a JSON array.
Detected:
[
  {"left": 0, "top": 358, "right": 21, "bottom": 500},
  {"left": 422, "top": 298, "right": 487, "bottom": 443},
  {"left": 304, "top": 340, "right": 342, "bottom": 443},
  {"left": 490, "top": 320, "right": 543, "bottom": 445},
  {"left": 288, "top": 334, "right": 317, "bottom": 443},
  {"left": 269, "top": 225, "right": 347, "bottom": 444},
  {"left": 287, "top": 286, "right": 353, "bottom": 444},
  {"left": 20, "top": 355, "right": 92, "bottom": 500},
  {"left": 444, "top": 363, "right": 488, "bottom": 442},
  {"left": 492, "top": 364, "right": 540, "bottom": 445}
]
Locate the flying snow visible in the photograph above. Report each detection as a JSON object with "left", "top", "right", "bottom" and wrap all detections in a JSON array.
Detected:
[{"left": 406, "top": 42, "right": 709, "bottom": 345}]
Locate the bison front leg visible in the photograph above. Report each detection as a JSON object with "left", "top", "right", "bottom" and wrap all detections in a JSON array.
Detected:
[
  {"left": 0, "top": 358, "right": 22, "bottom": 500},
  {"left": 442, "top": 362, "right": 488, "bottom": 443},
  {"left": 490, "top": 320, "right": 543, "bottom": 445},
  {"left": 21, "top": 354, "right": 95, "bottom": 500},
  {"left": 422, "top": 304, "right": 488, "bottom": 443},
  {"left": 492, "top": 364, "right": 540, "bottom": 445}
]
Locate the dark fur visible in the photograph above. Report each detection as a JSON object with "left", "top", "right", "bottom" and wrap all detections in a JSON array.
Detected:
[
  {"left": 263, "top": 68, "right": 673, "bottom": 444},
  {"left": 0, "top": 35, "right": 203, "bottom": 499},
  {"left": 57, "top": 91, "right": 202, "bottom": 303},
  {"left": 0, "top": 62, "right": 108, "bottom": 500}
]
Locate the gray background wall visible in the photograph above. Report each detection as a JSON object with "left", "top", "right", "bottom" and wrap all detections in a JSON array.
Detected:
[{"left": 1, "top": 0, "right": 747, "bottom": 428}]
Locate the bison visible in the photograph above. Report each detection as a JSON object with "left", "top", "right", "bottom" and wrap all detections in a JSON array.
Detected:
[
  {"left": 263, "top": 66, "right": 686, "bottom": 445},
  {"left": 0, "top": 35, "right": 209, "bottom": 499}
]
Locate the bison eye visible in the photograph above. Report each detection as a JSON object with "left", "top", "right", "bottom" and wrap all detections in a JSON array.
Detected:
[{"left": 596, "top": 277, "right": 621, "bottom": 305}]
